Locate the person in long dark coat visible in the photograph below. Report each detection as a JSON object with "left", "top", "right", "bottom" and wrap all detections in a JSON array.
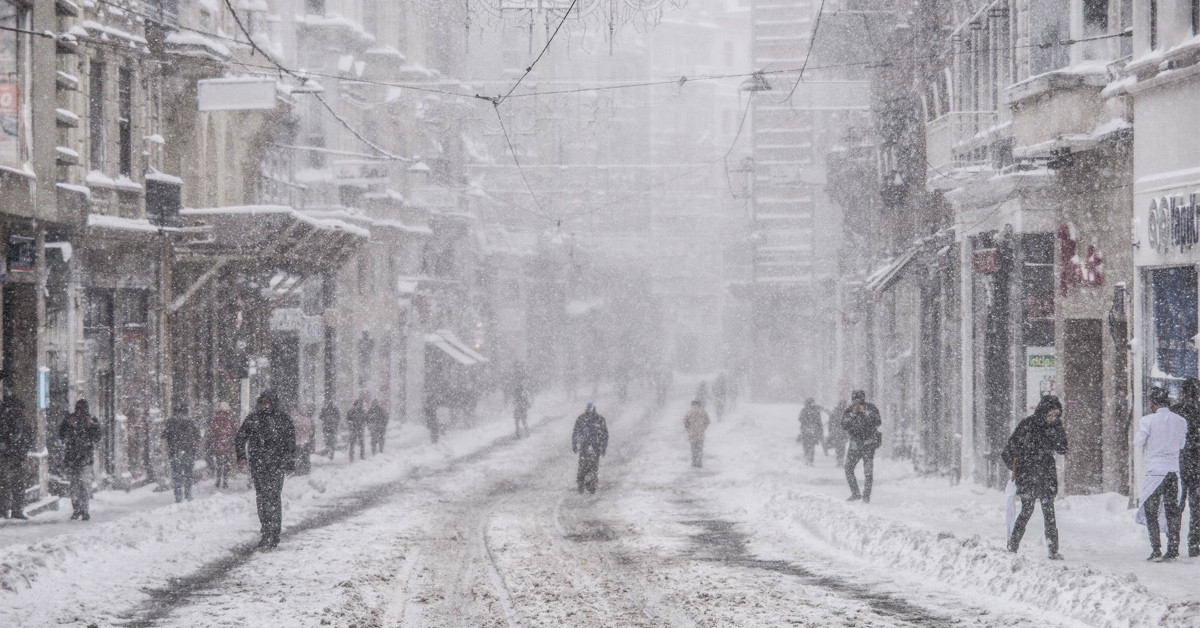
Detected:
[
  {"left": 843, "top": 390, "right": 882, "bottom": 502},
  {"left": 0, "top": 378, "right": 32, "bottom": 519},
  {"left": 345, "top": 397, "right": 368, "bottom": 461},
  {"left": 235, "top": 390, "right": 296, "bottom": 549},
  {"left": 320, "top": 399, "right": 340, "bottom": 460},
  {"left": 1172, "top": 378, "right": 1200, "bottom": 557},
  {"left": 163, "top": 415, "right": 200, "bottom": 502},
  {"left": 1001, "top": 394, "right": 1068, "bottom": 559},
  {"left": 59, "top": 400, "right": 102, "bottom": 521},
  {"left": 367, "top": 400, "right": 389, "bottom": 454},
  {"left": 798, "top": 398, "right": 824, "bottom": 466},
  {"left": 572, "top": 403, "right": 609, "bottom": 494}
]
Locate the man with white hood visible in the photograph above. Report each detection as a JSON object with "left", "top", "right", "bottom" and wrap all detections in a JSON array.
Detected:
[{"left": 1135, "top": 387, "right": 1188, "bottom": 562}]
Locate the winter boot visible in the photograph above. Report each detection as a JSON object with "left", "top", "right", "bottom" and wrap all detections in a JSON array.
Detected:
[
  {"left": 1147, "top": 549, "right": 1163, "bottom": 561},
  {"left": 847, "top": 494, "right": 861, "bottom": 502},
  {"left": 1047, "top": 551, "right": 1063, "bottom": 560}
]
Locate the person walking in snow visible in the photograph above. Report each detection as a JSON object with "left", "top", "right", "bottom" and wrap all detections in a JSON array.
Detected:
[
  {"left": 319, "top": 398, "right": 340, "bottom": 460},
  {"left": 0, "top": 374, "right": 32, "bottom": 520},
  {"left": 798, "top": 398, "right": 824, "bottom": 466},
  {"left": 1001, "top": 394, "right": 1068, "bottom": 559},
  {"left": 1171, "top": 378, "right": 1200, "bottom": 557},
  {"left": 368, "top": 399, "right": 389, "bottom": 454},
  {"left": 345, "top": 396, "right": 368, "bottom": 461},
  {"left": 842, "top": 390, "right": 882, "bottom": 503},
  {"left": 208, "top": 402, "right": 237, "bottom": 490},
  {"left": 59, "top": 400, "right": 102, "bottom": 521},
  {"left": 572, "top": 402, "right": 609, "bottom": 494},
  {"left": 235, "top": 390, "right": 296, "bottom": 549},
  {"left": 712, "top": 374, "right": 728, "bottom": 421},
  {"left": 164, "top": 414, "right": 200, "bottom": 503},
  {"left": 293, "top": 403, "right": 315, "bottom": 474},
  {"left": 1135, "top": 386, "right": 1188, "bottom": 561},
  {"left": 513, "top": 382, "right": 531, "bottom": 439},
  {"left": 684, "top": 399, "right": 711, "bottom": 468},
  {"left": 825, "top": 401, "right": 848, "bottom": 465},
  {"left": 695, "top": 380, "right": 708, "bottom": 409}
]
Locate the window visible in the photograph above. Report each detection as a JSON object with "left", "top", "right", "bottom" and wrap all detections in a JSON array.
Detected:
[
  {"left": 1083, "top": 0, "right": 1108, "bottom": 34},
  {"left": 0, "top": 1, "right": 27, "bottom": 167},
  {"left": 1150, "top": 0, "right": 1158, "bottom": 49},
  {"left": 89, "top": 61, "right": 105, "bottom": 169},
  {"left": 118, "top": 66, "right": 132, "bottom": 176},
  {"left": 305, "top": 0, "right": 324, "bottom": 15},
  {"left": 1030, "top": 0, "right": 1070, "bottom": 75}
]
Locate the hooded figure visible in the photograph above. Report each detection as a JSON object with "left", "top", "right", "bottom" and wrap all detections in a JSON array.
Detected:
[
  {"left": 572, "top": 402, "right": 608, "bottom": 494},
  {"left": 798, "top": 398, "right": 823, "bottom": 466},
  {"left": 59, "top": 400, "right": 101, "bottom": 521},
  {"left": 1001, "top": 394, "right": 1068, "bottom": 559},
  {"left": 235, "top": 390, "right": 295, "bottom": 548},
  {"left": 683, "top": 400, "right": 711, "bottom": 468}
]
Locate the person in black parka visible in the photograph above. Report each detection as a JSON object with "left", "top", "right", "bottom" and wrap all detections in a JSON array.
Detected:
[
  {"left": 0, "top": 379, "right": 32, "bottom": 519},
  {"left": 163, "top": 415, "right": 200, "bottom": 503},
  {"left": 572, "top": 402, "right": 609, "bottom": 494},
  {"left": 367, "top": 399, "right": 389, "bottom": 455},
  {"left": 59, "top": 400, "right": 102, "bottom": 521},
  {"left": 1172, "top": 378, "right": 1200, "bottom": 557},
  {"left": 235, "top": 390, "right": 296, "bottom": 549},
  {"left": 842, "top": 390, "right": 882, "bottom": 502},
  {"left": 1001, "top": 394, "right": 1068, "bottom": 559},
  {"left": 345, "top": 397, "right": 368, "bottom": 461}
]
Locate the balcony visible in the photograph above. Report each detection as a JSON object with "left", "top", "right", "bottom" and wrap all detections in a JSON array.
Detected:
[{"left": 924, "top": 110, "right": 1001, "bottom": 183}]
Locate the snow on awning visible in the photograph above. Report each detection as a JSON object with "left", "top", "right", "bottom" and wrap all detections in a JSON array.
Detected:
[
  {"left": 425, "top": 333, "right": 477, "bottom": 366},
  {"left": 864, "top": 248, "right": 919, "bottom": 294},
  {"left": 436, "top": 329, "right": 489, "bottom": 364},
  {"left": 178, "top": 205, "right": 367, "bottom": 274}
]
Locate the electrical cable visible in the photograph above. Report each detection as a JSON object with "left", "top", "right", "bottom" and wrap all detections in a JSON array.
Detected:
[
  {"left": 490, "top": 104, "right": 557, "bottom": 222},
  {"left": 481, "top": 0, "right": 580, "bottom": 105},
  {"left": 219, "top": 0, "right": 411, "bottom": 162},
  {"left": 781, "top": 0, "right": 826, "bottom": 103}
]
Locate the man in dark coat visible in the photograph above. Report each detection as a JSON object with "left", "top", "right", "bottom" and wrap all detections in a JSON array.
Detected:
[
  {"left": 1172, "top": 378, "right": 1200, "bottom": 557},
  {"left": 367, "top": 399, "right": 389, "bottom": 454},
  {"left": 843, "top": 390, "right": 882, "bottom": 502},
  {"left": 0, "top": 377, "right": 32, "bottom": 519},
  {"left": 798, "top": 398, "right": 824, "bottom": 466},
  {"left": 1001, "top": 394, "right": 1068, "bottom": 559},
  {"left": 345, "top": 397, "right": 368, "bottom": 461},
  {"left": 319, "top": 399, "right": 340, "bottom": 460},
  {"left": 59, "top": 400, "right": 102, "bottom": 521},
  {"left": 235, "top": 390, "right": 296, "bottom": 548},
  {"left": 572, "top": 402, "right": 609, "bottom": 494},
  {"left": 163, "top": 415, "right": 199, "bottom": 503}
]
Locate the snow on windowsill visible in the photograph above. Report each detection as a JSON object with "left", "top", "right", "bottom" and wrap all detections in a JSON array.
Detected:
[
  {"left": 0, "top": 163, "right": 37, "bottom": 180},
  {"left": 145, "top": 169, "right": 182, "bottom": 185},
  {"left": 87, "top": 214, "right": 163, "bottom": 234}
]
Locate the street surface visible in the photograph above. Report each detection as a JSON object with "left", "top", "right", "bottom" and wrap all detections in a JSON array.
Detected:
[{"left": 3, "top": 394, "right": 1195, "bottom": 626}]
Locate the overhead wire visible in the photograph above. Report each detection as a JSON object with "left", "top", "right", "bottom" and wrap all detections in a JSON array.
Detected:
[
  {"left": 781, "top": 0, "right": 827, "bottom": 103},
  {"left": 219, "top": 0, "right": 412, "bottom": 162},
  {"left": 487, "top": 0, "right": 580, "bottom": 105},
  {"left": 490, "top": 104, "right": 557, "bottom": 223}
]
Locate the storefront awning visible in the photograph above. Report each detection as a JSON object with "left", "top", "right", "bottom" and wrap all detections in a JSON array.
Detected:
[
  {"left": 177, "top": 205, "right": 368, "bottom": 273},
  {"left": 864, "top": 249, "right": 919, "bottom": 294},
  {"left": 424, "top": 329, "right": 489, "bottom": 366}
]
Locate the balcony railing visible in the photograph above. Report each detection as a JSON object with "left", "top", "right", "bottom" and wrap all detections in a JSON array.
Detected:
[{"left": 925, "top": 110, "right": 999, "bottom": 175}]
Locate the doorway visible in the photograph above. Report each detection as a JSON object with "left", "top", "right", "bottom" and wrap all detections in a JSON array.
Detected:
[{"left": 1063, "top": 318, "right": 1104, "bottom": 494}]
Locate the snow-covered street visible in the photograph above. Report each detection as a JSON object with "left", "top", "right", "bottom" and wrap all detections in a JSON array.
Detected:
[{"left": 4, "top": 394, "right": 1195, "bottom": 627}]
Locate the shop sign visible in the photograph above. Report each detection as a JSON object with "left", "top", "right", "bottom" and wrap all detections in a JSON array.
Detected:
[
  {"left": 0, "top": 83, "right": 18, "bottom": 165},
  {"left": 973, "top": 248, "right": 998, "bottom": 274},
  {"left": 1147, "top": 193, "right": 1200, "bottom": 254},
  {"left": 270, "top": 308, "right": 323, "bottom": 342},
  {"left": 37, "top": 367, "right": 49, "bottom": 410},
  {"left": 1025, "top": 347, "right": 1056, "bottom": 413},
  {"left": 6, "top": 235, "right": 34, "bottom": 272}
]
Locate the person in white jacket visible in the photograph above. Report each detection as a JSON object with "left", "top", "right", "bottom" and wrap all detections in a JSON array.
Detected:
[{"left": 1135, "top": 387, "right": 1189, "bottom": 561}]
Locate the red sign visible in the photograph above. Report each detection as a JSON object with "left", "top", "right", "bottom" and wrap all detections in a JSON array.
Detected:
[
  {"left": 973, "top": 248, "right": 998, "bottom": 274},
  {"left": 0, "top": 84, "right": 17, "bottom": 116},
  {"left": 1058, "top": 224, "right": 1103, "bottom": 294}
]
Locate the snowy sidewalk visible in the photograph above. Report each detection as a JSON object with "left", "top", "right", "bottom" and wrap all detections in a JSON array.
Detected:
[{"left": 688, "top": 403, "right": 1200, "bottom": 627}]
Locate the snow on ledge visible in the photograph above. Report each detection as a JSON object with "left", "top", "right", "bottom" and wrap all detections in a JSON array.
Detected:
[{"left": 87, "top": 214, "right": 161, "bottom": 233}]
